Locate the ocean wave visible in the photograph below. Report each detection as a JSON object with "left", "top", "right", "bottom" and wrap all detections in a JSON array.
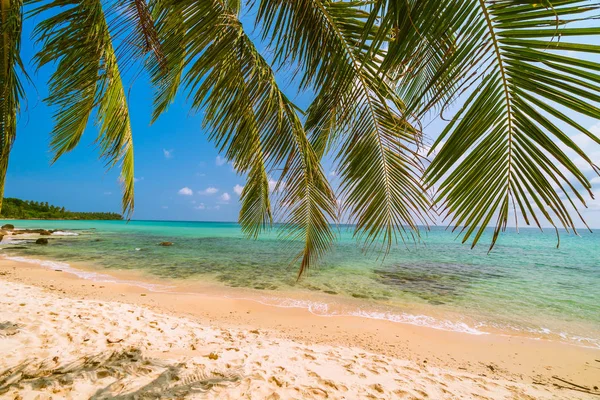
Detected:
[
  {"left": 227, "top": 295, "right": 600, "bottom": 346},
  {"left": 225, "top": 295, "right": 489, "bottom": 335},
  {"left": 0, "top": 238, "right": 31, "bottom": 245},
  {"left": 51, "top": 231, "right": 79, "bottom": 236},
  {"left": 0, "top": 254, "right": 171, "bottom": 292},
  {"left": 489, "top": 322, "right": 600, "bottom": 349},
  {"left": 348, "top": 309, "right": 487, "bottom": 335}
]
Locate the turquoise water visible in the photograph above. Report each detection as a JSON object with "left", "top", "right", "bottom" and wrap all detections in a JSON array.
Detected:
[{"left": 1, "top": 219, "right": 599, "bottom": 347}]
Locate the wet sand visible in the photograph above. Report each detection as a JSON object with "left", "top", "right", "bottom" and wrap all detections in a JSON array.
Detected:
[{"left": 1, "top": 258, "right": 599, "bottom": 399}]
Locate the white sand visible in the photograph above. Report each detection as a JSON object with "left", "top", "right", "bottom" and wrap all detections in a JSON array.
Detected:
[{"left": 0, "top": 279, "right": 585, "bottom": 399}]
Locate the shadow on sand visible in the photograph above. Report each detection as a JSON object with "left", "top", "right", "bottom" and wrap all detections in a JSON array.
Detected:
[{"left": 0, "top": 347, "right": 243, "bottom": 398}]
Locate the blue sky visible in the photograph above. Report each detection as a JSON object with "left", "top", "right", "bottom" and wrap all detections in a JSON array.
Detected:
[
  {"left": 4, "top": 8, "right": 600, "bottom": 227},
  {"left": 6, "top": 11, "right": 266, "bottom": 222}
]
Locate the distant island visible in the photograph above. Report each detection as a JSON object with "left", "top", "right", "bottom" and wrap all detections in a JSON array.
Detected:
[{"left": 0, "top": 198, "right": 122, "bottom": 220}]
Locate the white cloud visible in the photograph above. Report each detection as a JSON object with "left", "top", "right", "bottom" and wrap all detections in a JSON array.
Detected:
[
  {"left": 162, "top": 206, "right": 169, "bottom": 209},
  {"left": 328, "top": 170, "right": 338, "bottom": 178},
  {"left": 134, "top": 177, "right": 143, "bottom": 183},
  {"left": 163, "top": 149, "right": 173, "bottom": 159},
  {"left": 178, "top": 187, "right": 193, "bottom": 196},
  {"left": 591, "top": 176, "right": 600, "bottom": 185},
  {"left": 215, "top": 156, "right": 227, "bottom": 166},
  {"left": 233, "top": 184, "right": 244, "bottom": 195},
  {"left": 220, "top": 192, "right": 231, "bottom": 203},
  {"left": 198, "top": 187, "right": 219, "bottom": 195},
  {"left": 194, "top": 203, "right": 206, "bottom": 210},
  {"left": 268, "top": 178, "right": 280, "bottom": 193},
  {"left": 214, "top": 205, "right": 220, "bottom": 210},
  {"left": 103, "top": 191, "right": 112, "bottom": 195},
  {"left": 267, "top": 178, "right": 286, "bottom": 193}
]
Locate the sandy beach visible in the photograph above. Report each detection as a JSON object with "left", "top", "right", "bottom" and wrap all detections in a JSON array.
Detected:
[{"left": 0, "top": 257, "right": 599, "bottom": 399}]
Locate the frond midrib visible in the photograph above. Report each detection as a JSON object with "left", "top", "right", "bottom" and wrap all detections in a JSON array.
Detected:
[
  {"left": 478, "top": 0, "right": 516, "bottom": 233},
  {"left": 311, "top": 0, "right": 397, "bottom": 232}
]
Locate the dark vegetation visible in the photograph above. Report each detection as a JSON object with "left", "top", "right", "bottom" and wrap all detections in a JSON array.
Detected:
[{"left": 0, "top": 198, "right": 121, "bottom": 220}]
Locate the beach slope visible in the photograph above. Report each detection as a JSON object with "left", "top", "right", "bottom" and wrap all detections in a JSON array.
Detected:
[{"left": 1, "top": 259, "right": 599, "bottom": 399}]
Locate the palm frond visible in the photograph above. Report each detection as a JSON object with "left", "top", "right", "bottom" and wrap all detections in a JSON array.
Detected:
[
  {"left": 147, "top": 0, "right": 185, "bottom": 121},
  {"left": 257, "top": 0, "right": 431, "bottom": 252},
  {"left": 364, "top": 0, "right": 461, "bottom": 117},
  {"left": 151, "top": 0, "right": 337, "bottom": 275},
  {"left": 30, "top": 0, "right": 135, "bottom": 217},
  {"left": 106, "top": 0, "right": 165, "bottom": 72},
  {"left": 422, "top": 0, "right": 600, "bottom": 249},
  {"left": 0, "top": 0, "right": 25, "bottom": 212}
]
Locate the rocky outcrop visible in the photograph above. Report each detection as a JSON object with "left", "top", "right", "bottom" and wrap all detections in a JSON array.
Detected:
[
  {"left": 1, "top": 224, "right": 14, "bottom": 230},
  {"left": 35, "top": 238, "right": 49, "bottom": 245},
  {"left": 159, "top": 242, "right": 173, "bottom": 246}
]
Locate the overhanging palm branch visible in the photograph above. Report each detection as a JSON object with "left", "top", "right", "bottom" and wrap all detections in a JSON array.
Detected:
[
  {"left": 148, "top": 0, "right": 185, "bottom": 121},
  {"left": 107, "top": 0, "right": 165, "bottom": 72},
  {"left": 363, "top": 0, "right": 460, "bottom": 116},
  {"left": 0, "top": 0, "right": 25, "bottom": 211},
  {"left": 415, "top": 0, "right": 600, "bottom": 248},
  {"left": 29, "top": 0, "right": 136, "bottom": 216},
  {"left": 257, "top": 0, "right": 432, "bottom": 252},
  {"left": 2, "top": 0, "right": 600, "bottom": 278},
  {"left": 150, "top": 0, "right": 337, "bottom": 275}
]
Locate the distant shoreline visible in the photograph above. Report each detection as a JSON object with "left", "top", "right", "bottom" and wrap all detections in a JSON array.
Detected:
[{"left": 1, "top": 218, "right": 122, "bottom": 221}]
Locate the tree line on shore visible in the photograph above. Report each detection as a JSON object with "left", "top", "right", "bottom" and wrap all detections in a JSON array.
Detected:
[{"left": 0, "top": 198, "right": 122, "bottom": 220}]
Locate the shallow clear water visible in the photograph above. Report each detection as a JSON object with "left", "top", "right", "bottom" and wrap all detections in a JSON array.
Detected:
[{"left": 1, "top": 219, "right": 599, "bottom": 347}]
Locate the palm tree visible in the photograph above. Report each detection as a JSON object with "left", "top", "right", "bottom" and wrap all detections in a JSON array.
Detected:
[{"left": 1, "top": 0, "right": 599, "bottom": 276}]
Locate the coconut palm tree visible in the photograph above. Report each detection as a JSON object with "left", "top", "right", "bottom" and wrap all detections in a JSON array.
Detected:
[{"left": 1, "top": 0, "right": 599, "bottom": 276}]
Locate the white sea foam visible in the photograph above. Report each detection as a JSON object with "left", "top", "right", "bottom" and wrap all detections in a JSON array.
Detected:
[
  {"left": 51, "top": 231, "right": 79, "bottom": 236},
  {"left": 347, "top": 309, "right": 487, "bottom": 335},
  {"left": 1, "top": 254, "right": 171, "bottom": 292},
  {"left": 484, "top": 321, "right": 600, "bottom": 349},
  {"left": 2, "top": 239, "right": 30, "bottom": 244},
  {"left": 0, "top": 236, "right": 31, "bottom": 245},
  {"left": 225, "top": 294, "right": 489, "bottom": 335}
]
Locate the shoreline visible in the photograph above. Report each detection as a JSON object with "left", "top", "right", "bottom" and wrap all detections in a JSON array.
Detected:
[
  {"left": 2, "top": 249, "right": 598, "bottom": 349},
  {"left": 1, "top": 256, "right": 599, "bottom": 398}
]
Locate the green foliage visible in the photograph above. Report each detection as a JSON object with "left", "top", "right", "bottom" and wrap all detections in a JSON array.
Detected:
[
  {"left": 0, "top": 0, "right": 26, "bottom": 212},
  {"left": 0, "top": 0, "right": 599, "bottom": 276},
  {"left": 0, "top": 197, "right": 122, "bottom": 220},
  {"left": 29, "top": 0, "right": 136, "bottom": 217}
]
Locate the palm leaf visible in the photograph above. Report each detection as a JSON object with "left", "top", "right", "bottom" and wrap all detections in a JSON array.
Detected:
[
  {"left": 364, "top": 0, "right": 461, "bottom": 117},
  {"left": 106, "top": 0, "right": 165, "bottom": 73},
  {"left": 422, "top": 0, "right": 600, "bottom": 249},
  {"left": 29, "top": 0, "right": 136, "bottom": 217},
  {"left": 151, "top": 0, "right": 337, "bottom": 276},
  {"left": 147, "top": 0, "right": 185, "bottom": 121},
  {"left": 0, "top": 0, "right": 25, "bottom": 212},
  {"left": 257, "top": 0, "right": 431, "bottom": 252}
]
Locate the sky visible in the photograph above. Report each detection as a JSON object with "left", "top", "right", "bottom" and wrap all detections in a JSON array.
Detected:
[{"left": 4, "top": 6, "right": 600, "bottom": 227}]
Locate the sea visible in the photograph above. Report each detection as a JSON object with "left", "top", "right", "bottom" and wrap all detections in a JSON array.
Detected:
[{"left": 1, "top": 219, "right": 598, "bottom": 348}]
